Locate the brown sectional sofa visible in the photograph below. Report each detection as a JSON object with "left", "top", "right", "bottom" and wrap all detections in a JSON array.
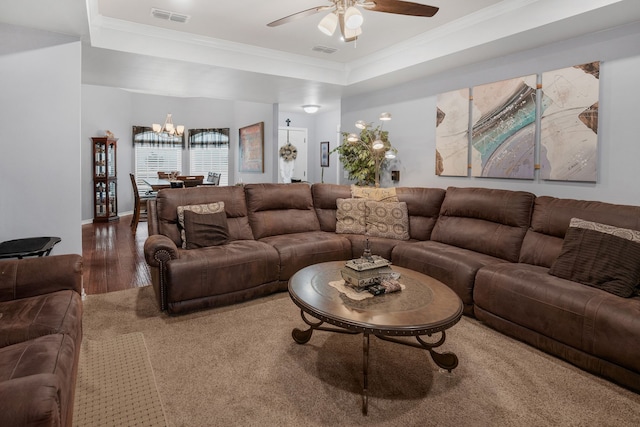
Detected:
[
  {"left": 144, "top": 183, "right": 640, "bottom": 392},
  {"left": 0, "top": 254, "right": 83, "bottom": 427}
]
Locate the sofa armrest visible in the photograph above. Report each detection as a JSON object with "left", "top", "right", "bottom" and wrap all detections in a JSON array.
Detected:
[
  {"left": 0, "top": 374, "right": 63, "bottom": 427},
  {"left": 0, "top": 254, "right": 82, "bottom": 302},
  {"left": 144, "top": 234, "right": 179, "bottom": 267}
]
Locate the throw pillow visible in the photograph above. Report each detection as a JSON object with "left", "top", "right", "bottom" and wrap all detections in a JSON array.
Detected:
[
  {"left": 548, "top": 218, "right": 640, "bottom": 298},
  {"left": 351, "top": 185, "right": 399, "bottom": 202},
  {"left": 336, "top": 198, "right": 366, "bottom": 234},
  {"left": 177, "top": 202, "right": 225, "bottom": 248},
  {"left": 365, "top": 200, "right": 410, "bottom": 240},
  {"left": 182, "top": 210, "right": 230, "bottom": 249}
]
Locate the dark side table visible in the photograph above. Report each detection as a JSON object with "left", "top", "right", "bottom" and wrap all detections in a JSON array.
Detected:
[{"left": 0, "top": 237, "right": 61, "bottom": 259}]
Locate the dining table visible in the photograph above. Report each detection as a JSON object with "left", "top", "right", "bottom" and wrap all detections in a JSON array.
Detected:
[
  {"left": 143, "top": 177, "right": 172, "bottom": 191},
  {"left": 143, "top": 177, "right": 215, "bottom": 190}
]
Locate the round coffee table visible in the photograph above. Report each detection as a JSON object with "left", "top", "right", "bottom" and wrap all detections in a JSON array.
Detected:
[{"left": 288, "top": 261, "right": 463, "bottom": 415}]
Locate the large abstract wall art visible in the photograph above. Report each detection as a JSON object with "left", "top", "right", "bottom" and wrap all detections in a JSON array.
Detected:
[
  {"left": 539, "top": 62, "right": 600, "bottom": 182},
  {"left": 471, "top": 75, "right": 537, "bottom": 179},
  {"left": 435, "top": 89, "right": 469, "bottom": 176}
]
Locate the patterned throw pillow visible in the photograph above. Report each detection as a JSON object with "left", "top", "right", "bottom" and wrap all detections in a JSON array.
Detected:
[
  {"left": 549, "top": 218, "right": 640, "bottom": 297},
  {"left": 336, "top": 198, "right": 367, "bottom": 234},
  {"left": 351, "top": 185, "right": 399, "bottom": 202},
  {"left": 365, "top": 201, "right": 410, "bottom": 240},
  {"left": 177, "top": 202, "right": 225, "bottom": 248}
]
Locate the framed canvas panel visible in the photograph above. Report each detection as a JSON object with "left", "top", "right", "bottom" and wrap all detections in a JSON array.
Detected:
[
  {"left": 239, "top": 122, "right": 264, "bottom": 173},
  {"left": 320, "top": 141, "right": 330, "bottom": 167},
  {"left": 539, "top": 62, "right": 600, "bottom": 182},
  {"left": 471, "top": 75, "right": 537, "bottom": 179},
  {"left": 435, "top": 88, "right": 469, "bottom": 176}
]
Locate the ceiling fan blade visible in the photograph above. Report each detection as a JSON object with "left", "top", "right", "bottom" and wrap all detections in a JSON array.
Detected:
[
  {"left": 267, "top": 6, "right": 330, "bottom": 27},
  {"left": 365, "top": 0, "right": 439, "bottom": 17}
]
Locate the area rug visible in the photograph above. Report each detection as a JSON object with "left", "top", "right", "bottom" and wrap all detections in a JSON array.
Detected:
[
  {"left": 80, "top": 286, "right": 640, "bottom": 426},
  {"left": 73, "top": 332, "right": 167, "bottom": 427}
]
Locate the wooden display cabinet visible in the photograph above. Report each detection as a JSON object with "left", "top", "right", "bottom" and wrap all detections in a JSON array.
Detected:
[{"left": 92, "top": 137, "right": 119, "bottom": 222}]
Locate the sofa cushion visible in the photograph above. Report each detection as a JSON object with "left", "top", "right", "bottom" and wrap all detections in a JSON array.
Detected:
[
  {"left": 392, "top": 240, "right": 507, "bottom": 315},
  {"left": 259, "top": 231, "right": 352, "bottom": 280},
  {"left": 365, "top": 200, "right": 410, "bottom": 240},
  {"left": 0, "top": 290, "right": 82, "bottom": 349},
  {"left": 395, "top": 187, "right": 446, "bottom": 241},
  {"left": 549, "top": 218, "right": 640, "bottom": 297},
  {"left": 520, "top": 196, "right": 640, "bottom": 267},
  {"left": 431, "top": 187, "right": 534, "bottom": 262},
  {"left": 335, "top": 198, "right": 366, "bottom": 234},
  {"left": 0, "top": 334, "right": 77, "bottom": 427},
  {"left": 155, "top": 186, "right": 254, "bottom": 246},
  {"left": 474, "top": 262, "right": 640, "bottom": 373},
  {"left": 165, "top": 240, "right": 281, "bottom": 311},
  {"left": 245, "top": 183, "right": 321, "bottom": 239},
  {"left": 351, "top": 185, "right": 399, "bottom": 202},
  {"left": 312, "top": 184, "right": 353, "bottom": 232},
  {"left": 182, "top": 210, "right": 230, "bottom": 249},
  {"left": 177, "top": 202, "right": 225, "bottom": 249}
]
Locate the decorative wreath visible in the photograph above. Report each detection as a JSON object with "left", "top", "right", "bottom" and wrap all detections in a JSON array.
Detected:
[{"left": 279, "top": 143, "right": 298, "bottom": 161}]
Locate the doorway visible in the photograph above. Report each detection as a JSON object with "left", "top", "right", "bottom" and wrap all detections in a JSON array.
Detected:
[{"left": 278, "top": 127, "right": 307, "bottom": 183}]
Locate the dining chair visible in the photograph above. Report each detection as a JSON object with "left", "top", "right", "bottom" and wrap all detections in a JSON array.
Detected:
[
  {"left": 207, "top": 172, "right": 221, "bottom": 185},
  {"left": 130, "top": 174, "right": 156, "bottom": 234},
  {"left": 177, "top": 175, "right": 204, "bottom": 187}
]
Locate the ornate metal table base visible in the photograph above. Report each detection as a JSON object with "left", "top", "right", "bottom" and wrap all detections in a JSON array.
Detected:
[{"left": 292, "top": 310, "right": 459, "bottom": 415}]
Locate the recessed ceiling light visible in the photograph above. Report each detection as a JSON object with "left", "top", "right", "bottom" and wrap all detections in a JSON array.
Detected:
[{"left": 302, "top": 105, "right": 320, "bottom": 114}]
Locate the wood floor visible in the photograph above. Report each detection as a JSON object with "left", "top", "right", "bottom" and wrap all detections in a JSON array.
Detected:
[{"left": 82, "top": 215, "right": 151, "bottom": 295}]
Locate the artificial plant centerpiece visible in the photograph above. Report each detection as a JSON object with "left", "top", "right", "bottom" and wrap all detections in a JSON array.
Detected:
[{"left": 331, "top": 113, "right": 397, "bottom": 187}]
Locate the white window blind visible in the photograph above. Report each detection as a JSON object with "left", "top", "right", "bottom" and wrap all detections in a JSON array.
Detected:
[
  {"left": 188, "top": 128, "right": 230, "bottom": 186},
  {"left": 135, "top": 146, "right": 182, "bottom": 189},
  {"left": 189, "top": 146, "right": 229, "bottom": 186}
]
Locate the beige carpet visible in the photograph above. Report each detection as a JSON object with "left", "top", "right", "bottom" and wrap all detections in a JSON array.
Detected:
[
  {"left": 80, "top": 286, "right": 640, "bottom": 426},
  {"left": 74, "top": 332, "right": 168, "bottom": 427}
]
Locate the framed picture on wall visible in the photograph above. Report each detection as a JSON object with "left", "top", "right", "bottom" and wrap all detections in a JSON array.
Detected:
[
  {"left": 239, "top": 122, "right": 264, "bottom": 173},
  {"left": 320, "top": 141, "right": 330, "bottom": 167}
]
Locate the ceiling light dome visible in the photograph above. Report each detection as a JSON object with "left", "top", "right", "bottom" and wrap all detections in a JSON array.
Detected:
[
  {"left": 318, "top": 12, "right": 338, "bottom": 36},
  {"left": 344, "top": 6, "right": 363, "bottom": 30},
  {"left": 302, "top": 105, "right": 320, "bottom": 114}
]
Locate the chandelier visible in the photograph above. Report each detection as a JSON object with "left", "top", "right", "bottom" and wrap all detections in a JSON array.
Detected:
[{"left": 152, "top": 113, "right": 184, "bottom": 136}]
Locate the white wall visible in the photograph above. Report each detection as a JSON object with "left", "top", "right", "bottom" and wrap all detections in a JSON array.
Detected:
[
  {"left": 341, "top": 21, "right": 640, "bottom": 206},
  {"left": 0, "top": 37, "right": 82, "bottom": 255},
  {"left": 312, "top": 109, "right": 342, "bottom": 185}
]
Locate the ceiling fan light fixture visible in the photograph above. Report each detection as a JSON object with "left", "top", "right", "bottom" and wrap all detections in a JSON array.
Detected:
[
  {"left": 344, "top": 6, "right": 363, "bottom": 30},
  {"left": 318, "top": 12, "right": 338, "bottom": 36},
  {"left": 343, "top": 25, "right": 362, "bottom": 41},
  {"left": 302, "top": 105, "right": 320, "bottom": 114}
]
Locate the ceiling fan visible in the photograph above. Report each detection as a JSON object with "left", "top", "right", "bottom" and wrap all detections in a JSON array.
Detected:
[{"left": 267, "top": 0, "right": 439, "bottom": 43}]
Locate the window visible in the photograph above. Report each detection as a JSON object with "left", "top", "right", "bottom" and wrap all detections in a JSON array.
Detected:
[
  {"left": 133, "top": 127, "right": 184, "bottom": 190},
  {"left": 189, "top": 128, "right": 230, "bottom": 186}
]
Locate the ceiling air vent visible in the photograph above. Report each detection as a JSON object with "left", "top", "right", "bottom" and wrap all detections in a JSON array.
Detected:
[
  {"left": 312, "top": 45, "right": 338, "bottom": 54},
  {"left": 151, "top": 8, "right": 190, "bottom": 24}
]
